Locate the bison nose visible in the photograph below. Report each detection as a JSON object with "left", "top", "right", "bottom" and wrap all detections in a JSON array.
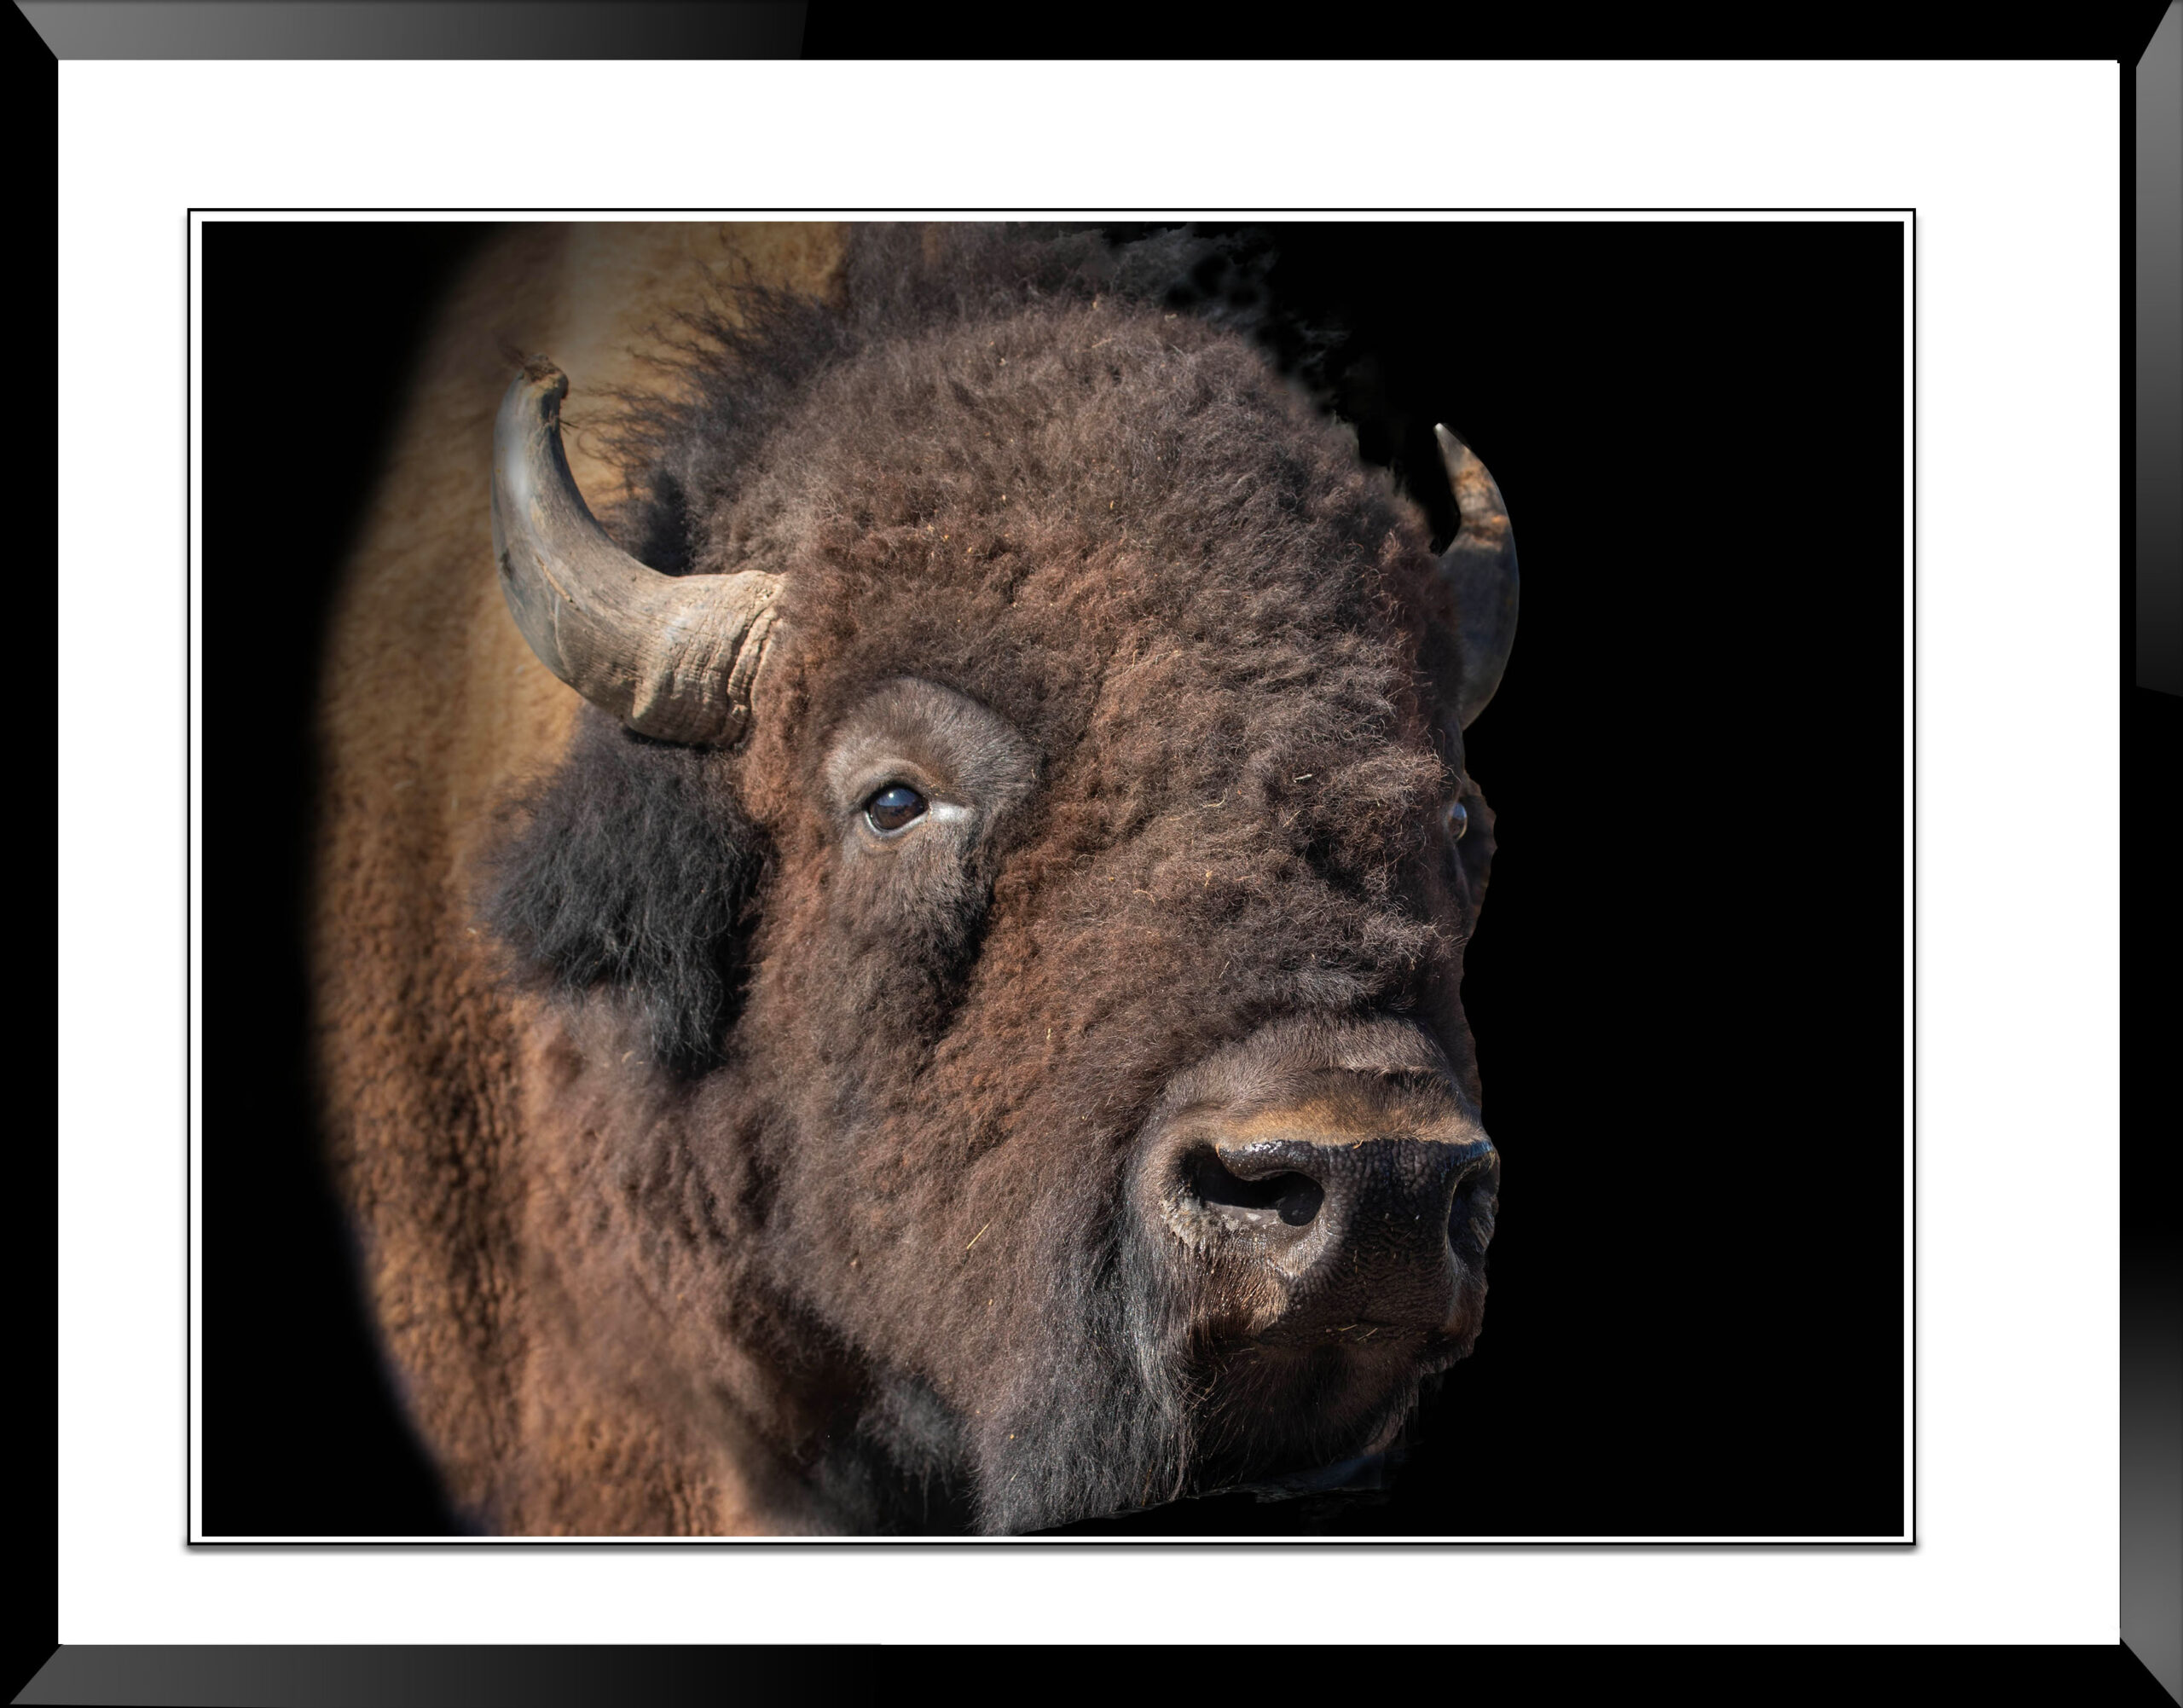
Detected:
[{"left": 1171, "top": 1129, "right": 1499, "bottom": 1340}]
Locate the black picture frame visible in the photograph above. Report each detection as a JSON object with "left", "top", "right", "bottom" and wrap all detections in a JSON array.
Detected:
[{"left": 30, "top": 3, "right": 2180, "bottom": 1699}]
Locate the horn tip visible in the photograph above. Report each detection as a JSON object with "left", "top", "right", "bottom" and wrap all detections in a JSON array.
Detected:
[
  {"left": 507, "top": 352, "right": 570, "bottom": 399},
  {"left": 1434, "top": 423, "right": 1479, "bottom": 483}
]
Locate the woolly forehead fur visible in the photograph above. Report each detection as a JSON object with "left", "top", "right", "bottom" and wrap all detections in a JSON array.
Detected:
[
  {"left": 624, "top": 228, "right": 1466, "bottom": 912},
  {"left": 492, "top": 226, "right": 1497, "bottom": 1532}
]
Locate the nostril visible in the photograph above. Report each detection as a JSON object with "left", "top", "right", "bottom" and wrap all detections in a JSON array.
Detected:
[
  {"left": 1190, "top": 1150, "right": 1325, "bottom": 1230},
  {"left": 1275, "top": 1178, "right": 1325, "bottom": 1228},
  {"left": 1446, "top": 1159, "right": 1497, "bottom": 1254}
]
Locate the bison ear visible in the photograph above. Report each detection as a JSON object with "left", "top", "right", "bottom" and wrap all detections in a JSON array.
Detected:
[
  {"left": 481, "top": 709, "right": 763, "bottom": 1073},
  {"left": 1432, "top": 426, "right": 1520, "bottom": 729}
]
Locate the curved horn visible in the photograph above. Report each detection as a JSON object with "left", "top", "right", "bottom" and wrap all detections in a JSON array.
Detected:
[
  {"left": 491, "top": 359, "right": 780, "bottom": 746},
  {"left": 1433, "top": 425, "right": 1520, "bottom": 729}
]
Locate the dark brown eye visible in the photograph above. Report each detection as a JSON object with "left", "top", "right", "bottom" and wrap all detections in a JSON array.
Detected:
[
  {"left": 1442, "top": 797, "right": 1468, "bottom": 842},
  {"left": 865, "top": 783, "right": 928, "bottom": 834}
]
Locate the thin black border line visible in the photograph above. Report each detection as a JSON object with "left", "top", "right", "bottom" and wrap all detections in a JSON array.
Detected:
[
  {"left": 185, "top": 205, "right": 198, "bottom": 1575},
  {"left": 185, "top": 207, "right": 1918, "bottom": 1551},
  {"left": 189, "top": 205, "right": 1921, "bottom": 213},
  {"left": 1910, "top": 206, "right": 1919, "bottom": 1555}
]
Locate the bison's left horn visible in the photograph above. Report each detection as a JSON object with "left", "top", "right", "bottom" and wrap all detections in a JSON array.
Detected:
[
  {"left": 1433, "top": 425, "right": 1519, "bottom": 729},
  {"left": 491, "top": 358, "right": 780, "bottom": 746}
]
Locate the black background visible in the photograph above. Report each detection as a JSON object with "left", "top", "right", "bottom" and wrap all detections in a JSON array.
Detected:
[{"left": 200, "top": 217, "right": 1905, "bottom": 1540}]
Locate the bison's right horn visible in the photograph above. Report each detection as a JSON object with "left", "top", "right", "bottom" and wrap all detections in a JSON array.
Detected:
[
  {"left": 1433, "top": 425, "right": 1519, "bottom": 729},
  {"left": 491, "top": 358, "right": 780, "bottom": 747}
]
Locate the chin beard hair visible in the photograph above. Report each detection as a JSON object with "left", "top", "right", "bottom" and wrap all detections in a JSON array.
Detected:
[{"left": 971, "top": 1293, "right": 1433, "bottom": 1535}]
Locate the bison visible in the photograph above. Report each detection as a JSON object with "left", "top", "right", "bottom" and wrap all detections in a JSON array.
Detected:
[{"left": 311, "top": 222, "right": 1520, "bottom": 1535}]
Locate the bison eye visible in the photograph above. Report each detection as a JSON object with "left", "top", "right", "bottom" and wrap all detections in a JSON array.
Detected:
[
  {"left": 1442, "top": 797, "right": 1469, "bottom": 842},
  {"left": 864, "top": 783, "right": 929, "bottom": 834}
]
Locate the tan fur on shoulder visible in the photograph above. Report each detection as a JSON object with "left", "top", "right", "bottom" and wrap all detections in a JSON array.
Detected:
[{"left": 310, "top": 223, "right": 848, "bottom": 1533}]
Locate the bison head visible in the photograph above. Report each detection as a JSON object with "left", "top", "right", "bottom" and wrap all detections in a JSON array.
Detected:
[{"left": 481, "top": 230, "right": 1518, "bottom": 1533}]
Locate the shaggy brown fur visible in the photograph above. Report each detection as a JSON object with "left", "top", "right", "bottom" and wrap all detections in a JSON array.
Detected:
[{"left": 313, "top": 223, "right": 1503, "bottom": 1535}]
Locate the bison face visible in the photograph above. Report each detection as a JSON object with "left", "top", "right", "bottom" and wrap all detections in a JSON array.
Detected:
[{"left": 486, "top": 269, "right": 1516, "bottom": 1534}]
